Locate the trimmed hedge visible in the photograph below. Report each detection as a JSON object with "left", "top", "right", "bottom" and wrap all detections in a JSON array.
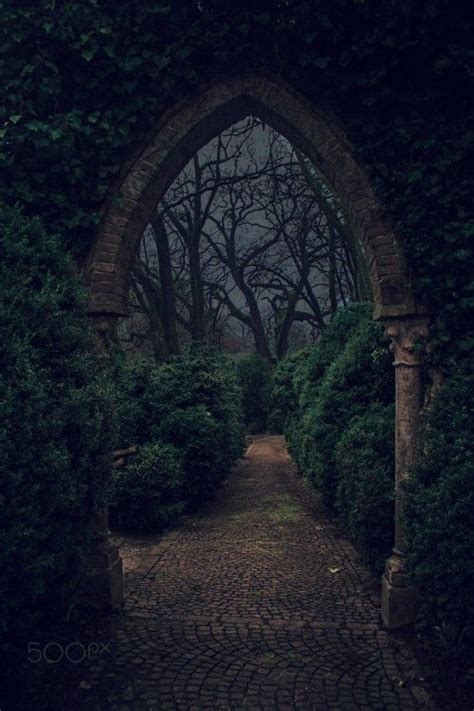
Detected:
[
  {"left": 277, "top": 303, "right": 394, "bottom": 569},
  {"left": 112, "top": 443, "right": 185, "bottom": 533},
  {"left": 110, "top": 346, "right": 245, "bottom": 531},
  {"left": 301, "top": 314, "right": 392, "bottom": 507},
  {"left": 158, "top": 405, "right": 229, "bottom": 504},
  {"left": 404, "top": 361, "right": 474, "bottom": 655},
  {"left": 335, "top": 403, "right": 395, "bottom": 572},
  {"left": 0, "top": 205, "right": 117, "bottom": 637}
]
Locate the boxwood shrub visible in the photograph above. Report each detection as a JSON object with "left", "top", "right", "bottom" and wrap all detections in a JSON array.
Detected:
[
  {"left": 335, "top": 403, "right": 395, "bottom": 572},
  {"left": 111, "top": 443, "right": 185, "bottom": 532},
  {"left": 298, "top": 312, "right": 392, "bottom": 508},
  {"left": 109, "top": 345, "right": 245, "bottom": 532},
  {"left": 0, "top": 206, "right": 117, "bottom": 648},
  {"left": 404, "top": 360, "right": 474, "bottom": 656},
  {"left": 158, "top": 405, "right": 229, "bottom": 505},
  {"left": 276, "top": 303, "right": 394, "bottom": 571}
]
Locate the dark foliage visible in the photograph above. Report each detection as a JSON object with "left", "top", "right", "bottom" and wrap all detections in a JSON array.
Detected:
[
  {"left": 0, "top": 204, "right": 117, "bottom": 640},
  {"left": 235, "top": 354, "right": 274, "bottom": 433},
  {"left": 404, "top": 361, "right": 474, "bottom": 660},
  {"left": 110, "top": 346, "right": 245, "bottom": 531},
  {"left": 335, "top": 403, "right": 395, "bottom": 572},
  {"left": 111, "top": 443, "right": 184, "bottom": 533},
  {"left": 277, "top": 304, "right": 393, "bottom": 569}
]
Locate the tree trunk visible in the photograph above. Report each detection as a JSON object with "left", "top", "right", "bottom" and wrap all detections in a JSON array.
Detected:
[
  {"left": 188, "top": 237, "right": 206, "bottom": 341},
  {"left": 150, "top": 215, "right": 180, "bottom": 355}
]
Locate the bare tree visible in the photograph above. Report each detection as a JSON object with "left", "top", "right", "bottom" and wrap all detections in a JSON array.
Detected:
[{"left": 125, "top": 117, "right": 367, "bottom": 360}]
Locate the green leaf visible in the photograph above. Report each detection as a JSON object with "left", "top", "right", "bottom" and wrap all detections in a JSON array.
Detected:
[{"left": 81, "top": 47, "right": 97, "bottom": 62}]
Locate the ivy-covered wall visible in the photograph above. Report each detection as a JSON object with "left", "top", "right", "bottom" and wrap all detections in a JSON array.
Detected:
[{"left": 1, "top": 0, "right": 472, "bottom": 364}]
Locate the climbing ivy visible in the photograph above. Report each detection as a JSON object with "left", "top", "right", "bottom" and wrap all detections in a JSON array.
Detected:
[{"left": 1, "top": 0, "right": 472, "bottom": 364}]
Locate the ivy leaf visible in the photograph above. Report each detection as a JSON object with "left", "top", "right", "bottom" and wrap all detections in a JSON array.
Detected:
[
  {"left": 81, "top": 47, "right": 98, "bottom": 62},
  {"left": 9, "top": 115, "right": 22, "bottom": 124}
]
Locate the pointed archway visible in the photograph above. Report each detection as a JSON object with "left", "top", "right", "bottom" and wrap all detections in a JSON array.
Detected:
[{"left": 83, "top": 73, "right": 429, "bottom": 628}]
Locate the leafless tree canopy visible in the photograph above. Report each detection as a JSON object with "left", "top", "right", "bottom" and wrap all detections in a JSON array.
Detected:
[{"left": 119, "top": 117, "right": 370, "bottom": 360}]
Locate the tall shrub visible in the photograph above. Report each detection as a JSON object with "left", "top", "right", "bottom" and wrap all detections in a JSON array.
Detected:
[
  {"left": 298, "top": 313, "right": 392, "bottom": 507},
  {"left": 0, "top": 206, "right": 117, "bottom": 638},
  {"left": 111, "top": 443, "right": 184, "bottom": 532},
  {"left": 335, "top": 403, "right": 395, "bottom": 572},
  {"left": 283, "top": 304, "right": 373, "bottom": 466},
  {"left": 271, "top": 347, "right": 310, "bottom": 441},
  {"left": 109, "top": 345, "right": 245, "bottom": 531},
  {"left": 404, "top": 361, "right": 474, "bottom": 655}
]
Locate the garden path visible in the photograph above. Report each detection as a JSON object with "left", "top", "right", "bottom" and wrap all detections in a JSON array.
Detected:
[{"left": 36, "top": 435, "right": 429, "bottom": 710}]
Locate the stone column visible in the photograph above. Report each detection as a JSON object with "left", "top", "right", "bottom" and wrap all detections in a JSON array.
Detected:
[
  {"left": 381, "top": 317, "right": 429, "bottom": 628},
  {"left": 76, "top": 314, "right": 123, "bottom": 610}
]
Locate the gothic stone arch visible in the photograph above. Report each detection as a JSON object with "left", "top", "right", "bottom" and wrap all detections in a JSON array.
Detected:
[{"left": 82, "top": 74, "right": 430, "bottom": 629}]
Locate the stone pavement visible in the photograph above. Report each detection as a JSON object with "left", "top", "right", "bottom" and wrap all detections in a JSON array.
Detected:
[{"left": 31, "top": 436, "right": 430, "bottom": 710}]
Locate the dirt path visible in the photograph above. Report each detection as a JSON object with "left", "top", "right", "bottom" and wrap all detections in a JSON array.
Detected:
[{"left": 34, "top": 435, "right": 429, "bottom": 709}]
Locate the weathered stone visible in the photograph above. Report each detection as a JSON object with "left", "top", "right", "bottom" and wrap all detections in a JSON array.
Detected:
[{"left": 380, "top": 318, "right": 430, "bottom": 628}]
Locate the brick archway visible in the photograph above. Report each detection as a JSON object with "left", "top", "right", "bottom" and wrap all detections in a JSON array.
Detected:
[
  {"left": 83, "top": 74, "right": 429, "bottom": 628},
  {"left": 84, "top": 74, "right": 423, "bottom": 321}
]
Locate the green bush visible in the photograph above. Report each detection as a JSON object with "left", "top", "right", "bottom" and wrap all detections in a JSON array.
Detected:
[
  {"left": 111, "top": 443, "right": 184, "bottom": 532},
  {"left": 272, "top": 348, "right": 310, "bottom": 436},
  {"left": 298, "top": 313, "right": 392, "bottom": 507},
  {"left": 111, "top": 354, "right": 161, "bottom": 446},
  {"left": 276, "top": 303, "right": 395, "bottom": 573},
  {"left": 335, "top": 404, "right": 395, "bottom": 572},
  {"left": 0, "top": 205, "right": 117, "bottom": 637},
  {"left": 280, "top": 305, "right": 373, "bottom": 467},
  {"left": 404, "top": 361, "right": 474, "bottom": 654},
  {"left": 235, "top": 354, "right": 274, "bottom": 433},
  {"left": 109, "top": 345, "right": 245, "bottom": 530},
  {"left": 297, "top": 304, "right": 372, "bottom": 412},
  {"left": 266, "top": 408, "right": 286, "bottom": 434},
  {"left": 158, "top": 405, "right": 228, "bottom": 504}
]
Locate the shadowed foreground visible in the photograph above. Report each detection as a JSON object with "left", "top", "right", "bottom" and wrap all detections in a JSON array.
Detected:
[{"left": 31, "top": 436, "right": 429, "bottom": 710}]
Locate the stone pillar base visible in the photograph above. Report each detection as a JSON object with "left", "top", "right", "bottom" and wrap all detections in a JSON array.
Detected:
[
  {"left": 76, "top": 540, "right": 123, "bottom": 611},
  {"left": 381, "top": 554, "right": 416, "bottom": 629}
]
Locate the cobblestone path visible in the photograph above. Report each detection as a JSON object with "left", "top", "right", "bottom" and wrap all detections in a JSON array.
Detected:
[{"left": 35, "top": 435, "right": 429, "bottom": 710}]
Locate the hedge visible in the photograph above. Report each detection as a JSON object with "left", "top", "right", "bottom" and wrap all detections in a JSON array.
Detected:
[
  {"left": 335, "top": 403, "right": 395, "bottom": 572},
  {"left": 404, "top": 361, "right": 474, "bottom": 657},
  {"left": 109, "top": 346, "right": 245, "bottom": 531},
  {"left": 111, "top": 443, "right": 185, "bottom": 533},
  {"left": 0, "top": 205, "right": 117, "bottom": 645},
  {"left": 276, "top": 303, "right": 394, "bottom": 567}
]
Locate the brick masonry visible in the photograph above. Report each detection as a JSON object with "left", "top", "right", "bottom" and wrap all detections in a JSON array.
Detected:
[{"left": 83, "top": 73, "right": 425, "bottom": 322}]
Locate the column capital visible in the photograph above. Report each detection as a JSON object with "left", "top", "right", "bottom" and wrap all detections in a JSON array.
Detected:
[{"left": 382, "top": 317, "right": 430, "bottom": 367}]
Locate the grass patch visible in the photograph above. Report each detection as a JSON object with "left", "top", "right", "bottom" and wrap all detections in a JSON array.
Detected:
[{"left": 270, "top": 495, "right": 301, "bottom": 523}]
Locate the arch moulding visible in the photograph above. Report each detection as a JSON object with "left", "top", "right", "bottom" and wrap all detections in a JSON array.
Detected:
[{"left": 84, "top": 73, "right": 425, "bottom": 323}]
